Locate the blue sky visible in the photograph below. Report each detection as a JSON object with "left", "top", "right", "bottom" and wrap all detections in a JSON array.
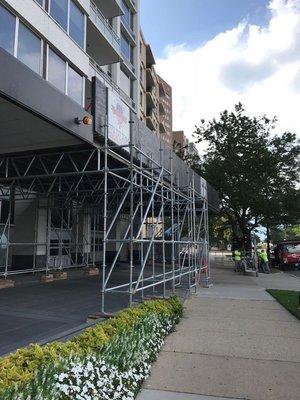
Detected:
[
  {"left": 140, "top": 0, "right": 270, "bottom": 58},
  {"left": 140, "top": 0, "right": 300, "bottom": 154}
]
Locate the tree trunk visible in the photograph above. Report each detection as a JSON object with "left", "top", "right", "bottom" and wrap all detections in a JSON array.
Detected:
[{"left": 238, "top": 220, "right": 252, "bottom": 252}]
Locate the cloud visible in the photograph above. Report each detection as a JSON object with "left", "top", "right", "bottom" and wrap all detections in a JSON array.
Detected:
[{"left": 156, "top": 0, "right": 300, "bottom": 151}]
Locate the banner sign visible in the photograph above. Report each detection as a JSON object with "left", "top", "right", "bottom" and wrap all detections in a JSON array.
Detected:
[
  {"left": 107, "top": 89, "right": 130, "bottom": 146},
  {"left": 92, "top": 77, "right": 107, "bottom": 136}
]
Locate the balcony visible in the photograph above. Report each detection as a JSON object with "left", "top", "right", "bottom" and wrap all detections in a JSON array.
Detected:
[
  {"left": 92, "top": 0, "right": 123, "bottom": 18},
  {"left": 146, "top": 110, "right": 157, "bottom": 131},
  {"left": 159, "top": 80, "right": 166, "bottom": 97},
  {"left": 146, "top": 89, "right": 156, "bottom": 109},
  {"left": 146, "top": 44, "right": 156, "bottom": 68},
  {"left": 159, "top": 121, "right": 167, "bottom": 133},
  {"left": 121, "top": 17, "right": 136, "bottom": 43},
  {"left": 159, "top": 101, "right": 166, "bottom": 115},
  {"left": 121, "top": 57, "right": 136, "bottom": 79},
  {"left": 124, "top": 0, "right": 137, "bottom": 12},
  {"left": 89, "top": 58, "right": 136, "bottom": 110},
  {"left": 87, "top": 2, "right": 121, "bottom": 66},
  {"left": 146, "top": 67, "right": 156, "bottom": 89}
]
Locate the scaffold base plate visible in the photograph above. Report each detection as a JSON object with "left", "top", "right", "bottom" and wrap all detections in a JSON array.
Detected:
[{"left": 0, "top": 279, "right": 15, "bottom": 289}]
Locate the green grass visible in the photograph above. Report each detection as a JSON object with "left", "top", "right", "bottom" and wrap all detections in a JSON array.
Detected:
[{"left": 267, "top": 289, "right": 300, "bottom": 320}]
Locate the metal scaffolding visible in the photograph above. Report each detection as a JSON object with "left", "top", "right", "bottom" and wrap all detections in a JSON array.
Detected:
[{"left": 0, "top": 122, "right": 212, "bottom": 312}]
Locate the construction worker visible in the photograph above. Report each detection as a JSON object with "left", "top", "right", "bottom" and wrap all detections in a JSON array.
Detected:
[
  {"left": 259, "top": 249, "right": 270, "bottom": 274},
  {"left": 234, "top": 249, "right": 241, "bottom": 272}
]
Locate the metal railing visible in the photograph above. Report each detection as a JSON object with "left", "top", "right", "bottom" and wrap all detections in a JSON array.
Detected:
[
  {"left": 90, "top": 1, "right": 120, "bottom": 53},
  {"left": 121, "top": 16, "right": 136, "bottom": 40},
  {"left": 89, "top": 58, "right": 136, "bottom": 110},
  {"left": 122, "top": 56, "right": 136, "bottom": 76}
]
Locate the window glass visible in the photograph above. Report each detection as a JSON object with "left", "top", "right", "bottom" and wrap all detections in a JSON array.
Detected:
[
  {"left": 121, "top": 0, "right": 130, "bottom": 27},
  {"left": 35, "top": 0, "right": 44, "bottom": 7},
  {"left": 48, "top": 48, "right": 66, "bottom": 92},
  {"left": 50, "top": 0, "right": 68, "bottom": 31},
  {"left": 0, "top": 5, "right": 16, "bottom": 55},
  {"left": 121, "top": 33, "right": 130, "bottom": 60},
  {"left": 69, "top": 1, "right": 84, "bottom": 48},
  {"left": 68, "top": 65, "right": 83, "bottom": 104},
  {"left": 18, "top": 23, "right": 41, "bottom": 74}
]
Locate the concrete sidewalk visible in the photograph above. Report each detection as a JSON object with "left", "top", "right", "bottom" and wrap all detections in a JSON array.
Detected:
[{"left": 137, "top": 257, "right": 300, "bottom": 400}]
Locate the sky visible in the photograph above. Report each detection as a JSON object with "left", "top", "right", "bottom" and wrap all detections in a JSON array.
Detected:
[{"left": 140, "top": 0, "right": 300, "bottom": 149}]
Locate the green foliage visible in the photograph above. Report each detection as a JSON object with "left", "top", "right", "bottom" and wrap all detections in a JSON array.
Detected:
[
  {"left": 270, "top": 224, "right": 300, "bottom": 242},
  {"left": 0, "top": 296, "right": 183, "bottom": 395},
  {"left": 194, "top": 103, "right": 300, "bottom": 250},
  {"left": 267, "top": 289, "right": 300, "bottom": 320}
]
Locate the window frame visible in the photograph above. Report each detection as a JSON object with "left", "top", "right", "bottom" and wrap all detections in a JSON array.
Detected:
[
  {"left": 0, "top": 3, "right": 17, "bottom": 56},
  {"left": 121, "top": 0, "right": 134, "bottom": 33},
  {"left": 49, "top": 0, "right": 69, "bottom": 32},
  {"left": 16, "top": 21, "right": 43, "bottom": 76},
  {"left": 46, "top": 44, "right": 84, "bottom": 106},
  {"left": 46, "top": 46, "right": 67, "bottom": 94},
  {"left": 48, "top": 0, "right": 85, "bottom": 50},
  {"left": 34, "top": 0, "right": 45, "bottom": 8},
  {"left": 67, "top": 63, "right": 84, "bottom": 105},
  {"left": 0, "top": 4, "right": 85, "bottom": 106},
  {"left": 0, "top": 5, "right": 43, "bottom": 76},
  {"left": 121, "top": 32, "right": 132, "bottom": 62}
]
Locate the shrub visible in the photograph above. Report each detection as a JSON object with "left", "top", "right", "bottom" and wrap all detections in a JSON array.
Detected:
[{"left": 0, "top": 296, "right": 183, "bottom": 398}]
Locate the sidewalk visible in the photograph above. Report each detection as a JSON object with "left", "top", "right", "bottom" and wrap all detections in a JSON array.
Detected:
[{"left": 137, "top": 256, "right": 300, "bottom": 400}]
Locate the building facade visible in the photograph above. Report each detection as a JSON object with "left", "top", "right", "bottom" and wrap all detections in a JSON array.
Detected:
[
  {"left": 157, "top": 74, "right": 173, "bottom": 148},
  {"left": 139, "top": 30, "right": 159, "bottom": 133},
  {"left": 0, "top": 0, "right": 216, "bottom": 309},
  {"left": 0, "top": 0, "right": 140, "bottom": 117},
  {"left": 173, "top": 130, "right": 188, "bottom": 158},
  {"left": 173, "top": 130, "right": 199, "bottom": 161},
  {"left": 139, "top": 30, "right": 173, "bottom": 148}
]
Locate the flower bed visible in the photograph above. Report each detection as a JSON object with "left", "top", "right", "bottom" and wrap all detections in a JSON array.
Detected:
[{"left": 0, "top": 296, "right": 183, "bottom": 399}]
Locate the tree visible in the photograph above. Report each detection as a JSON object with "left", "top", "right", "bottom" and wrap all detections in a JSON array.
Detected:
[
  {"left": 194, "top": 103, "right": 300, "bottom": 251},
  {"left": 270, "top": 225, "right": 300, "bottom": 242},
  {"left": 209, "top": 212, "right": 235, "bottom": 249}
]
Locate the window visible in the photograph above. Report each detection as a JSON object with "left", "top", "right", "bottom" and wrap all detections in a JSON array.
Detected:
[
  {"left": 0, "top": 5, "right": 16, "bottom": 55},
  {"left": 50, "top": 0, "right": 68, "bottom": 31},
  {"left": 69, "top": 1, "right": 84, "bottom": 48},
  {"left": 48, "top": 48, "right": 83, "bottom": 105},
  {"left": 48, "top": 48, "right": 66, "bottom": 92},
  {"left": 68, "top": 65, "right": 83, "bottom": 105},
  {"left": 35, "top": 0, "right": 44, "bottom": 7},
  {"left": 121, "top": 0, "right": 134, "bottom": 32},
  {"left": 50, "top": 0, "right": 85, "bottom": 48},
  {"left": 121, "top": 33, "right": 130, "bottom": 60},
  {"left": 18, "top": 23, "right": 42, "bottom": 74}
]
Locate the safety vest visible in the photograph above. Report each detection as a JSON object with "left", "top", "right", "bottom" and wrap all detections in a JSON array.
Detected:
[
  {"left": 234, "top": 250, "right": 241, "bottom": 261},
  {"left": 260, "top": 252, "right": 268, "bottom": 263}
]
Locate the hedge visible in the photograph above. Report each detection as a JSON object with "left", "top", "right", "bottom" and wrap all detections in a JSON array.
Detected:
[{"left": 0, "top": 296, "right": 183, "bottom": 399}]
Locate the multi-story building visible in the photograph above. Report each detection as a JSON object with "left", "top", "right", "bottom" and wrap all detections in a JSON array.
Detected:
[
  {"left": 173, "top": 130, "right": 188, "bottom": 158},
  {"left": 139, "top": 30, "right": 159, "bottom": 133},
  {"left": 0, "top": 0, "right": 216, "bottom": 317},
  {"left": 187, "top": 142, "right": 200, "bottom": 159},
  {"left": 173, "top": 130, "right": 199, "bottom": 162},
  {"left": 157, "top": 74, "right": 173, "bottom": 148},
  {"left": 139, "top": 30, "right": 173, "bottom": 148},
  {"left": 0, "top": 0, "right": 139, "bottom": 116}
]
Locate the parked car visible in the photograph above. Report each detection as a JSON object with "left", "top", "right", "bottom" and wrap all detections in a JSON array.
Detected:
[{"left": 273, "top": 240, "right": 300, "bottom": 270}]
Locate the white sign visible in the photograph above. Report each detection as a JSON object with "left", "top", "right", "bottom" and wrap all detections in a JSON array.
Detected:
[
  {"left": 107, "top": 90, "right": 130, "bottom": 146},
  {"left": 201, "top": 178, "right": 208, "bottom": 199}
]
